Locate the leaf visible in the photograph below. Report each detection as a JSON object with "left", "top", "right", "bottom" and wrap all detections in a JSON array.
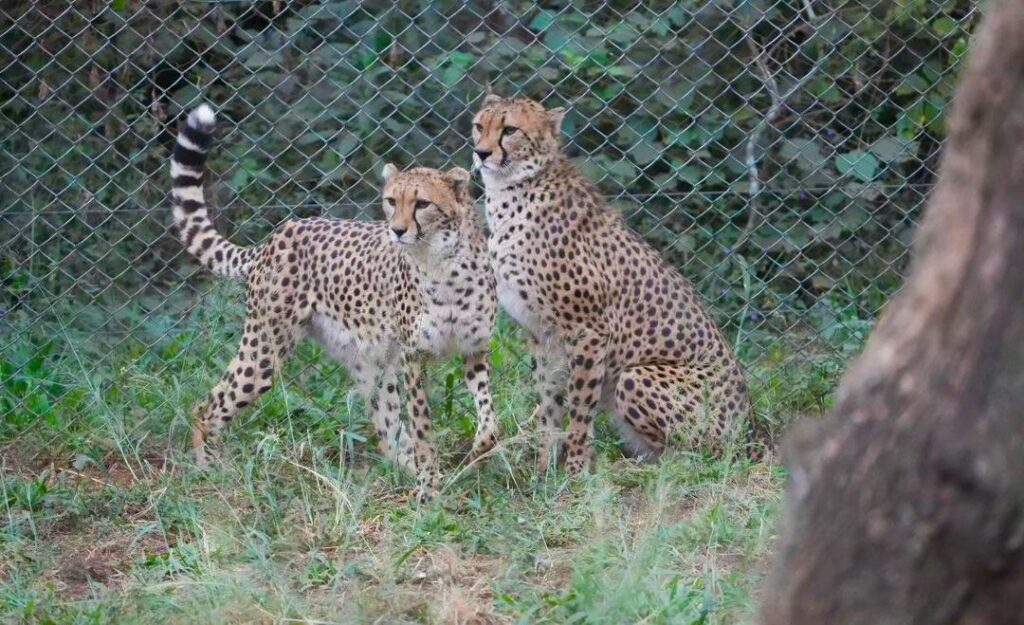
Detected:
[
  {"left": 626, "top": 114, "right": 657, "bottom": 139},
  {"left": 869, "top": 137, "right": 917, "bottom": 163},
  {"left": 230, "top": 169, "right": 250, "bottom": 192},
  {"left": 628, "top": 141, "right": 661, "bottom": 166},
  {"left": 441, "top": 66, "right": 464, "bottom": 88},
  {"left": 601, "top": 158, "right": 637, "bottom": 185},
  {"left": 530, "top": 9, "right": 556, "bottom": 31},
  {"left": 810, "top": 78, "right": 844, "bottom": 104},
  {"left": 676, "top": 165, "right": 705, "bottom": 185},
  {"left": 607, "top": 64, "right": 636, "bottom": 78},
  {"left": 895, "top": 72, "right": 929, "bottom": 96},
  {"left": 661, "top": 80, "right": 694, "bottom": 109},
  {"left": 837, "top": 203, "right": 872, "bottom": 232},
  {"left": 449, "top": 51, "right": 475, "bottom": 68},
  {"left": 111, "top": 0, "right": 128, "bottom": 13},
  {"left": 835, "top": 151, "right": 879, "bottom": 183},
  {"left": 335, "top": 132, "right": 360, "bottom": 158},
  {"left": 230, "top": 158, "right": 259, "bottom": 192},
  {"left": 665, "top": 6, "right": 689, "bottom": 27},
  {"left": 437, "top": 51, "right": 476, "bottom": 87},
  {"left": 242, "top": 48, "right": 278, "bottom": 71},
  {"left": 545, "top": 24, "right": 574, "bottom": 51},
  {"left": 169, "top": 85, "right": 202, "bottom": 115},
  {"left": 932, "top": 16, "right": 958, "bottom": 37},
  {"left": 779, "top": 138, "right": 829, "bottom": 172},
  {"left": 951, "top": 37, "right": 969, "bottom": 61}
]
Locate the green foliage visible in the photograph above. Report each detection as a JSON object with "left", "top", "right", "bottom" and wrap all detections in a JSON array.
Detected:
[{"left": 0, "top": 1, "right": 977, "bottom": 323}]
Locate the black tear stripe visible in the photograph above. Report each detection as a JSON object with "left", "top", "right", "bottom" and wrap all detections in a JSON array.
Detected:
[
  {"left": 497, "top": 113, "right": 509, "bottom": 166},
  {"left": 182, "top": 123, "right": 213, "bottom": 150},
  {"left": 412, "top": 188, "right": 423, "bottom": 239}
]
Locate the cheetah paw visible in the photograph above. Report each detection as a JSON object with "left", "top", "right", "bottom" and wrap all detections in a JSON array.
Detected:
[
  {"left": 563, "top": 455, "right": 593, "bottom": 477},
  {"left": 410, "top": 472, "right": 441, "bottom": 503}
]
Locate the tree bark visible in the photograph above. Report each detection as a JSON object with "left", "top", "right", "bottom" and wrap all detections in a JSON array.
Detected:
[{"left": 760, "top": 1, "right": 1024, "bottom": 624}]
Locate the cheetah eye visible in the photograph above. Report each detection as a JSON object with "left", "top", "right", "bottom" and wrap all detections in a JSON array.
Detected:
[
  {"left": 473, "top": 123, "right": 482, "bottom": 133},
  {"left": 414, "top": 199, "right": 431, "bottom": 211},
  {"left": 502, "top": 126, "right": 519, "bottom": 137},
  {"left": 384, "top": 197, "right": 396, "bottom": 207}
]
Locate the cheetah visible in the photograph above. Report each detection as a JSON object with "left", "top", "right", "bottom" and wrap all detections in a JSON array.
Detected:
[
  {"left": 170, "top": 104, "right": 499, "bottom": 497},
  {"left": 471, "top": 95, "right": 766, "bottom": 474}
]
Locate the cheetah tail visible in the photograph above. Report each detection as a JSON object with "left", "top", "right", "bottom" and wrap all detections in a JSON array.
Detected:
[{"left": 170, "top": 104, "right": 256, "bottom": 279}]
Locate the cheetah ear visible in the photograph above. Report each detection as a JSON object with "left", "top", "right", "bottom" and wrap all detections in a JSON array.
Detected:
[
  {"left": 445, "top": 166, "right": 472, "bottom": 203},
  {"left": 381, "top": 163, "right": 398, "bottom": 183},
  {"left": 547, "top": 107, "right": 566, "bottom": 134},
  {"left": 483, "top": 91, "right": 503, "bottom": 106}
]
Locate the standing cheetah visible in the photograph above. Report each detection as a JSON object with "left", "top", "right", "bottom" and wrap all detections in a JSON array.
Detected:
[
  {"left": 471, "top": 95, "right": 765, "bottom": 474},
  {"left": 170, "top": 105, "right": 499, "bottom": 497}
]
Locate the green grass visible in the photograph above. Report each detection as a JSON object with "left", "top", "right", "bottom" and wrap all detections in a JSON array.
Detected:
[{"left": 0, "top": 283, "right": 847, "bottom": 624}]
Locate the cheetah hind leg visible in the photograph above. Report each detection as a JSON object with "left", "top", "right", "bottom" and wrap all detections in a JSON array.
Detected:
[
  {"left": 612, "top": 363, "right": 753, "bottom": 459},
  {"left": 191, "top": 316, "right": 292, "bottom": 467}
]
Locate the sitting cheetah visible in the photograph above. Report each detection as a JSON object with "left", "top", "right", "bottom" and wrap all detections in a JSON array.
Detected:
[
  {"left": 170, "top": 105, "right": 499, "bottom": 497},
  {"left": 471, "top": 95, "right": 766, "bottom": 474}
]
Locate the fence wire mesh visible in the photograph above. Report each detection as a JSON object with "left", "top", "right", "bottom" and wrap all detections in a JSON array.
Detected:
[{"left": 1, "top": 1, "right": 979, "bottom": 461}]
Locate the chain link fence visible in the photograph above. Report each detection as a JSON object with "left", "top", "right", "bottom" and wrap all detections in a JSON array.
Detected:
[{"left": 1, "top": 1, "right": 979, "bottom": 460}]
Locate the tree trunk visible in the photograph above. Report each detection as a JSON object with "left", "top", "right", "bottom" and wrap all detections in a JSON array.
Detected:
[{"left": 760, "top": 1, "right": 1024, "bottom": 624}]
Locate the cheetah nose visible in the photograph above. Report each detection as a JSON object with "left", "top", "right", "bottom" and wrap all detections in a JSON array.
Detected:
[
  {"left": 391, "top": 226, "right": 407, "bottom": 238},
  {"left": 474, "top": 149, "right": 492, "bottom": 161}
]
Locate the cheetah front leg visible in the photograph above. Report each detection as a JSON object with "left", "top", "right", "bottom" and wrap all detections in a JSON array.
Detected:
[
  {"left": 462, "top": 351, "right": 499, "bottom": 462},
  {"left": 403, "top": 355, "right": 440, "bottom": 501},
  {"left": 357, "top": 362, "right": 416, "bottom": 477},
  {"left": 562, "top": 328, "right": 608, "bottom": 476}
]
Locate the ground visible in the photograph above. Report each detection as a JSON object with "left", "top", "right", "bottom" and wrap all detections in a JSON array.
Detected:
[{"left": 0, "top": 282, "right": 844, "bottom": 625}]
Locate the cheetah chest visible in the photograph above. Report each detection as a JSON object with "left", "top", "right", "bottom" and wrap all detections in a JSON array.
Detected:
[
  {"left": 488, "top": 240, "right": 545, "bottom": 335},
  {"left": 494, "top": 276, "right": 535, "bottom": 330},
  {"left": 409, "top": 280, "right": 491, "bottom": 359}
]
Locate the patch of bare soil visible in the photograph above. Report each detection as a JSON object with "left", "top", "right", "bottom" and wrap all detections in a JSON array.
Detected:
[
  {"left": 45, "top": 527, "right": 171, "bottom": 598},
  {"left": 57, "top": 449, "right": 168, "bottom": 492},
  {"left": 3, "top": 446, "right": 174, "bottom": 598},
  {"left": 2, "top": 442, "right": 169, "bottom": 492},
  {"left": 524, "top": 545, "right": 576, "bottom": 593},
  {"left": 406, "top": 544, "right": 509, "bottom": 625}
]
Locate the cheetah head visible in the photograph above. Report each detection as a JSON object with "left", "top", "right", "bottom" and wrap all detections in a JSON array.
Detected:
[
  {"left": 380, "top": 164, "right": 472, "bottom": 248},
  {"left": 471, "top": 95, "right": 565, "bottom": 183}
]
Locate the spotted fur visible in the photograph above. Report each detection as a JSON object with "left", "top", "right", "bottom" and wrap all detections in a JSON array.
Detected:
[
  {"left": 170, "top": 105, "right": 499, "bottom": 499},
  {"left": 472, "top": 96, "right": 767, "bottom": 474}
]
